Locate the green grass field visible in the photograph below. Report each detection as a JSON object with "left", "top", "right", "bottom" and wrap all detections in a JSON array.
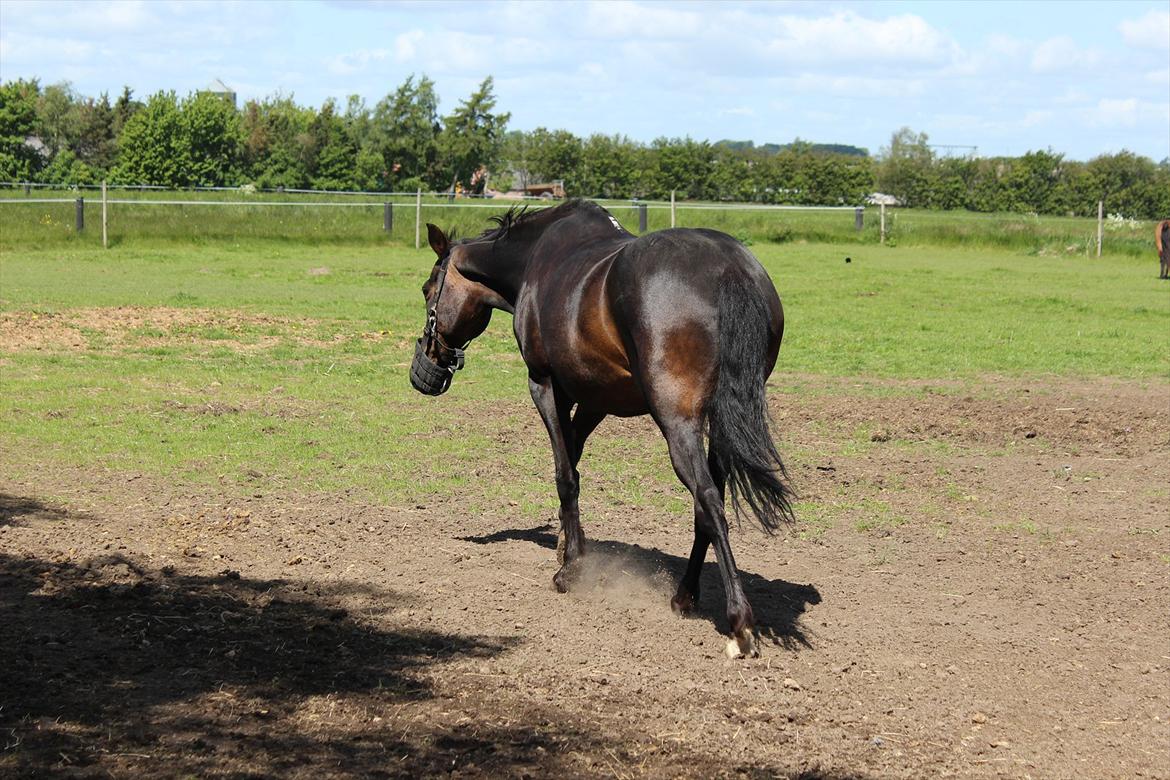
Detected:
[
  {"left": 1, "top": 235, "right": 1167, "bottom": 512},
  {"left": 0, "top": 188, "right": 1158, "bottom": 257}
]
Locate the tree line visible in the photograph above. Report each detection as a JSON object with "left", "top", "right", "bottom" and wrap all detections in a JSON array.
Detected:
[{"left": 1, "top": 76, "right": 1166, "bottom": 219}]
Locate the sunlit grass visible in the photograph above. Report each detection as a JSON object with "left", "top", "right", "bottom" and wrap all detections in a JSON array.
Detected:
[{"left": 0, "top": 238, "right": 1166, "bottom": 507}]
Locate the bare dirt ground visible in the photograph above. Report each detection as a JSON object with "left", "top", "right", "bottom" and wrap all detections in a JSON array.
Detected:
[
  {"left": 0, "top": 307, "right": 391, "bottom": 353},
  {"left": 2, "top": 378, "right": 1168, "bottom": 779}
]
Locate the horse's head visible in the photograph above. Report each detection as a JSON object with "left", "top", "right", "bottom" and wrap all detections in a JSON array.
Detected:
[{"left": 410, "top": 223, "right": 498, "bottom": 396}]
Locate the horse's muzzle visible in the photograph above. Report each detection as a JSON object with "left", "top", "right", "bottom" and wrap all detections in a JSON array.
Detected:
[{"left": 410, "top": 338, "right": 462, "bottom": 396}]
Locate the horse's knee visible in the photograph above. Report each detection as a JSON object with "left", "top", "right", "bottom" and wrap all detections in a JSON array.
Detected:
[
  {"left": 694, "top": 487, "right": 727, "bottom": 534},
  {"left": 555, "top": 469, "right": 580, "bottom": 505}
]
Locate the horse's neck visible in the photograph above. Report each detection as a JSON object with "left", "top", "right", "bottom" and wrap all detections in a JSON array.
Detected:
[
  {"left": 465, "top": 208, "right": 623, "bottom": 308},
  {"left": 460, "top": 244, "right": 529, "bottom": 312}
]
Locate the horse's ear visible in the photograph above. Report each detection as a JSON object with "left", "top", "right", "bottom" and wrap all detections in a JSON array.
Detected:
[{"left": 426, "top": 223, "right": 449, "bottom": 258}]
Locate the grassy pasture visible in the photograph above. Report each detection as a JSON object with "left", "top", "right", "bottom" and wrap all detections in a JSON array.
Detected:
[
  {"left": 2, "top": 235, "right": 1166, "bottom": 514},
  {"left": 0, "top": 188, "right": 1158, "bottom": 256}
]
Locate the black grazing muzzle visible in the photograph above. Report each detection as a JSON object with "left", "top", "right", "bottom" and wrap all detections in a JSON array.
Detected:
[
  {"left": 410, "top": 313, "right": 465, "bottom": 396},
  {"left": 410, "top": 250, "right": 467, "bottom": 396}
]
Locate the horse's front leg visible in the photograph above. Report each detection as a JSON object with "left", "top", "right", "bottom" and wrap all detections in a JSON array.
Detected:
[{"left": 528, "top": 376, "right": 584, "bottom": 592}]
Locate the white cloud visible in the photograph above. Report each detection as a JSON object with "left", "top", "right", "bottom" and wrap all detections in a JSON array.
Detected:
[
  {"left": 1020, "top": 110, "right": 1052, "bottom": 128},
  {"left": 1145, "top": 68, "right": 1170, "bottom": 86},
  {"left": 775, "top": 73, "right": 927, "bottom": 99},
  {"left": 1084, "top": 97, "right": 1168, "bottom": 128},
  {"left": 1118, "top": 9, "right": 1170, "bottom": 50},
  {"left": 394, "top": 30, "right": 424, "bottom": 62},
  {"left": 583, "top": 0, "right": 703, "bottom": 39},
  {"left": 1030, "top": 36, "right": 1101, "bottom": 73},
  {"left": 1, "top": 32, "right": 95, "bottom": 64},
  {"left": 758, "top": 11, "right": 959, "bottom": 67},
  {"left": 325, "top": 49, "right": 389, "bottom": 77},
  {"left": 1091, "top": 98, "right": 1139, "bottom": 127}
]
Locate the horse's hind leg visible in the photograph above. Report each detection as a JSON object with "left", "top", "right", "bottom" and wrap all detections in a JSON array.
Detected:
[
  {"left": 670, "top": 449, "right": 723, "bottom": 616},
  {"left": 660, "top": 419, "right": 757, "bottom": 657}
]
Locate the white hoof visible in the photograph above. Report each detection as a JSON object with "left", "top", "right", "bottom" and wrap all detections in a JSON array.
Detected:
[{"left": 725, "top": 630, "right": 759, "bottom": 659}]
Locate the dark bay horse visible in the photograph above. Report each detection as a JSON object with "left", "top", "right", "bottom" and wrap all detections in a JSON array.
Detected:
[{"left": 410, "top": 199, "right": 793, "bottom": 657}]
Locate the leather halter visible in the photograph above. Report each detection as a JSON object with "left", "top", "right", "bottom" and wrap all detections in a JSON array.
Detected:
[{"left": 422, "top": 250, "right": 467, "bottom": 369}]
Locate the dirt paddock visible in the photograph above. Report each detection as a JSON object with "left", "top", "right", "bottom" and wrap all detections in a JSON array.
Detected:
[{"left": 1, "top": 378, "right": 1168, "bottom": 779}]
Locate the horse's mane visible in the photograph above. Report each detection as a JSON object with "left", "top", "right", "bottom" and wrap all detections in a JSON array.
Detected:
[
  {"left": 477, "top": 204, "right": 531, "bottom": 242},
  {"left": 472, "top": 199, "right": 598, "bottom": 243}
]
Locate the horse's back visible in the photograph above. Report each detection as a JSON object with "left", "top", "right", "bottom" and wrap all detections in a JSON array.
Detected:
[{"left": 609, "top": 228, "right": 782, "bottom": 345}]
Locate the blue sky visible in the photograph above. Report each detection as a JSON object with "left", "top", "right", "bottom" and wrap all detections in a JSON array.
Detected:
[{"left": 1, "top": 0, "right": 1167, "bottom": 161}]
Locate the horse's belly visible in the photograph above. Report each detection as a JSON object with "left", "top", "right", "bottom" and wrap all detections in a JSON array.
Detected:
[{"left": 555, "top": 359, "right": 648, "bottom": 417}]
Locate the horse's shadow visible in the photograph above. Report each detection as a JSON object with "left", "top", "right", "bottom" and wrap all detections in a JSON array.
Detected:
[{"left": 459, "top": 524, "right": 821, "bottom": 649}]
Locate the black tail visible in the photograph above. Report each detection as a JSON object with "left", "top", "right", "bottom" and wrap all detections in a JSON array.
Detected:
[{"left": 707, "top": 275, "right": 795, "bottom": 533}]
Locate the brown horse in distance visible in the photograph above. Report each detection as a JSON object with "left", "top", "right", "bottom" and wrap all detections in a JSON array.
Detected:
[
  {"left": 1156, "top": 219, "right": 1169, "bottom": 280},
  {"left": 410, "top": 200, "right": 794, "bottom": 657}
]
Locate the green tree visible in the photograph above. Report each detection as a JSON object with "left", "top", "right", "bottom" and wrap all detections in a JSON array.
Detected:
[
  {"left": 35, "top": 81, "right": 79, "bottom": 157},
  {"left": 74, "top": 93, "right": 117, "bottom": 171},
  {"left": 798, "top": 151, "right": 873, "bottom": 205},
  {"left": 112, "top": 90, "right": 185, "bottom": 185},
  {"left": 0, "top": 79, "right": 43, "bottom": 180},
  {"left": 180, "top": 91, "right": 242, "bottom": 186},
  {"left": 876, "top": 127, "right": 936, "bottom": 207},
  {"left": 30, "top": 82, "right": 118, "bottom": 182},
  {"left": 498, "top": 129, "right": 533, "bottom": 191},
  {"left": 113, "top": 90, "right": 242, "bottom": 187},
  {"left": 437, "top": 76, "right": 510, "bottom": 191},
  {"left": 241, "top": 95, "right": 314, "bottom": 188},
  {"left": 1091, "top": 152, "right": 1169, "bottom": 218},
  {"left": 578, "top": 133, "right": 640, "bottom": 198},
  {"left": 525, "top": 127, "right": 582, "bottom": 191},
  {"left": 708, "top": 146, "right": 755, "bottom": 202},
  {"left": 649, "top": 136, "right": 714, "bottom": 199},
  {"left": 1000, "top": 149, "right": 1064, "bottom": 213},
  {"left": 307, "top": 98, "right": 356, "bottom": 190},
  {"left": 112, "top": 86, "right": 141, "bottom": 137},
  {"left": 369, "top": 75, "right": 442, "bottom": 191},
  {"left": 39, "top": 148, "right": 99, "bottom": 185}
]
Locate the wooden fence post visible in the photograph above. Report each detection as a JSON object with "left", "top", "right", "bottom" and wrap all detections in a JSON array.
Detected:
[
  {"left": 415, "top": 188, "right": 422, "bottom": 249},
  {"left": 101, "top": 181, "right": 108, "bottom": 248},
  {"left": 75, "top": 197, "right": 84, "bottom": 233},
  {"left": 383, "top": 202, "right": 393, "bottom": 234},
  {"left": 880, "top": 203, "right": 886, "bottom": 244},
  {"left": 670, "top": 190, "right": 676, "bottom": 228},
  {"left": 638, "top": 203, "right": 648, "bottom": 233},
  {"left": 855, "top": 207, "right": 864, "bottom": 231},
  {"left": 1096, "top": 200, "right": 1103, "bottom": 257}
]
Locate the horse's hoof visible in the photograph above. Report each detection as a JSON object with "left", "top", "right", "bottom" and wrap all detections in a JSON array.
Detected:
[
  {"left": 724, "top": 629, "right": 759, "bottom": 659},
  {"left": 670, "top": 591, "right": 696, "bottom": 616},
  {"left": 552, "top": 569, "right": 569, "bottom": 593}
]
